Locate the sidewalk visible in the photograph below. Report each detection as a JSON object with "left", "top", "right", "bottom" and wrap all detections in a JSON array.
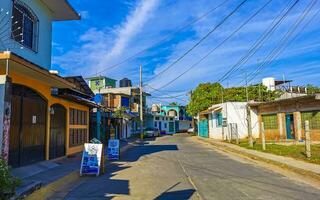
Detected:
[
  {"left": 195, "top": 137, "right": 320, "bottom": 176},
  {"left": 10, "top": 138, "right": 137, "bottom": 200}
]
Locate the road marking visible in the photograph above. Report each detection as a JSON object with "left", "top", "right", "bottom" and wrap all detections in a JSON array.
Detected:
[{"left": 176, "top": 157, "right": 203, "bottom": 200}]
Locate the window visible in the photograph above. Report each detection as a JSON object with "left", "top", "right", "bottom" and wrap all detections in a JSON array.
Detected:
[
  {"left": 301, "top": 111, "right": 320, "bottom": 130},
  {"left": 262, "top": 114, "right": 278, "bottom": 130},
  {"left": 154, "top": 121, "right": 157, "bottom": 127},
  {"left": 216, "top": 113, "right": 223, "bottom": 127},
  {"left": 12, "top": 1, "right": 38, "bottom": 51},
  {"left": 69, "top": 129, "right": 87, "bottom": 147},
  {"left": 164, "top": 123, "right": 167, "bottom": 128},
  {"left": 155, "top": 117, "right": 160, "bottom": 120},
  {"left": 69, "top": 108, "right": 88, "bottom": 125}
]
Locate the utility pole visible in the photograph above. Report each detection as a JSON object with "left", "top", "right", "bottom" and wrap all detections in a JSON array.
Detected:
[
  {"left": 221, "top": 87, "right": 224, "bottom": 141},
  {"left": 139, "top": 65, "right": 144, "bottom": 140},
  {"left": 245, "top": 71, "right": 253, "bottom": 147}
]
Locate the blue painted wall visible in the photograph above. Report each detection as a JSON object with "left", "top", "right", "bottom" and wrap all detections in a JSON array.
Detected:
[{"left": 0, "top": 0, "right": 54, "bottom": 69}]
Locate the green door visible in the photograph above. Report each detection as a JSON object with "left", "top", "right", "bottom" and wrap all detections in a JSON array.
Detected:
[
  {"left": 169, "top": 122, "right": 175, "bottom": 133},
  {"left": 199, "top": 119, "right": 209, "bottom": 138}
]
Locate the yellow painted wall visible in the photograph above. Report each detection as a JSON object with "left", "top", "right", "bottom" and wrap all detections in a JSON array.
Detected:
[{"left": 3, "top": 70, "right": 89, "bottom": 160}]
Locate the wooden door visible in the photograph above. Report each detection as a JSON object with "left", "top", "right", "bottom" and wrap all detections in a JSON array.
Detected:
[
  {"left": 9, "top": 84, "right": 47, "bottom": 167},
  {"left": 49, "top": 104, "right": 66, "bottom": 159}
]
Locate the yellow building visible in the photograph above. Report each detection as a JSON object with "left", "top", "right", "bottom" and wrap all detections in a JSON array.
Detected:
[
  {"left": 0, "top": 52, "right": 97, "bottom": 167},
  {"left": 0, "top": 0, "right": 95, "bottom": 168}
]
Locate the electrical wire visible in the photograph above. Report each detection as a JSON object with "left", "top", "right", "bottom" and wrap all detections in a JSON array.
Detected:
[
  {"left": 144, "top": 0, "right": 249, "bottom": 84},
  {"left": 146, "top": 0, "right": 272, "bottom": 91},
  {"left": 217, "top": 0, "right": 299, "bottom": 83},
  {"left": 245, "top": 0, "right": 319, "bottom": 85},
  {"left": 88, "top": 0, "right": 231, "bottom": 77}
]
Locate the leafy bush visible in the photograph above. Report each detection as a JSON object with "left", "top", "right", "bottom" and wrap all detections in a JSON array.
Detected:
[{"left": 0, "top": 158, "right": 20, "bottom": 199}]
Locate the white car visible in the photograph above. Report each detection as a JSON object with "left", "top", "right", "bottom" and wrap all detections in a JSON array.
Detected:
[{"left": 187, "top": 128, "right": 194, "bottom": 133}]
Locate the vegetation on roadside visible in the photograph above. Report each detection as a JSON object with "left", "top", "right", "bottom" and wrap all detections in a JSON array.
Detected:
[
  {"left": 0, "top": 158, "right": 21, "bottom": 199},
  {"left": 236, "top": 141, "right": 320, "bottom": 165},
  {"left": 186, "top": 82, "right": 280, "bottom": 116}
]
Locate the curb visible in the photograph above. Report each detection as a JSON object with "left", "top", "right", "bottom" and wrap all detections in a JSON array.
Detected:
[
  {"left": 194, "top": 137, "right": 320, "bottom": 183},
  {"left": 20, "top": 139, "right": 137, "bottom": 199}
]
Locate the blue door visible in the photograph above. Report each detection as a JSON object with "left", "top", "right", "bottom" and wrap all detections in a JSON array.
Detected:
[
  {"left": 199, "top": 119, "right": 209, "bottom": 138},
  {"left": 285, "top": 114, "right": 294, "bottom": 139},
  {"left": 159, "top": 121, "right": 162, "bottom": 130}
]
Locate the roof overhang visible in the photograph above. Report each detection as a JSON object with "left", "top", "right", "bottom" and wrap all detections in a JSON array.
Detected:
[
  {"left": 0, "top": 51, "right": 75, "bottom": 89},
  {"left": 248, "top": 94, "right": 320, "bottom": 107},
  {"left": 41, "top": 0, "right": 80, "bottom": 21}
]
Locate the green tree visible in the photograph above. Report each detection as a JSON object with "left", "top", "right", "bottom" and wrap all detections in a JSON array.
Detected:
[
  {"left": 306, "top": 84, "right": 320, "bottom": 94},
  {"left": 113, "top": 107, "right": 127, "bottom": 118},
  {"left": 186, "top": 82, "right": 222, "bottom": 116},
  {"left": 186, "top": 83, "right": 280, "bottom": 117}
]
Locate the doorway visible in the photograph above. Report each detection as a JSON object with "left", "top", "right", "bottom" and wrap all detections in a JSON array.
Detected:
[
  {"left": 9, "top": 84, "right": 47, "bottom": 168},
  {"left": 285, "top": 114, "right": 295, "bottom": 139},
  {"left": 49, "top": 104, "right": 66, "bottom": 160}
]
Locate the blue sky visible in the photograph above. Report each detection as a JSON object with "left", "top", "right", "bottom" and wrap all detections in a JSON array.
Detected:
[{"left": 51, "top": 0, "right": 320, "bottom": 104}]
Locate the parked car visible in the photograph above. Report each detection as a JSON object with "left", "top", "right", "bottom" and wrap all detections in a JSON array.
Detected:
[
  {"left": 144, "top": 128, "right": 160, "bottom": 137},
  {"left": 187, "top": 128, "right": 194, "bottom": 133}
]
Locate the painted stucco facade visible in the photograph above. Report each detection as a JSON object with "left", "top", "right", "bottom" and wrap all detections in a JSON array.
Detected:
[{"left": 0, "top": 0, "right": 54, "bottom": 69}]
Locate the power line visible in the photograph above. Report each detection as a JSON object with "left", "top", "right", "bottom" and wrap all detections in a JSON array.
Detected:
[
  {"left": 145, "top": 85, "right": 188, "bottom": 102},
  {"left": 217, "top": 0, "right": 299, "bottom": 83},
  {"left": 245, "top": 0, "right": 319, "bottom": 85},
  {"left": 144, "top": 0, "right": 249, "bottom": 84},
  {"left": 88, "top": 0, "right": 230, "bottom": 77},
  {"left": 147, "top": 0, "right": 272, "bottom": 91}
]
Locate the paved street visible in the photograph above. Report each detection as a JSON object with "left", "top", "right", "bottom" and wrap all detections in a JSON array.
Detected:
[{"left": 51, "top": 134, "right": 320, "bottom": 200}]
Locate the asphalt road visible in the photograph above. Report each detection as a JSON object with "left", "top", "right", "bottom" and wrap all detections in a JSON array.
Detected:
[{"left": 51, "top": 134, "right": 320, "bottom": 200}]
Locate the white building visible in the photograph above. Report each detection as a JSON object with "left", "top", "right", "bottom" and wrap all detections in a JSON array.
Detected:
[
  {"left": 153, "top": 115, "right": 176, "bottom": 134},
  {"left": 207, "top": 102, "right": 259, "bottom": 140}
]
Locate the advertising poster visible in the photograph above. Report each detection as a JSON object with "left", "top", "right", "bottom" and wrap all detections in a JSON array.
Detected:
[
  {"left": 80, "top": 143, "right": 103, "bottom": 176},
  {"left": 108, "top": 139, "right": 119, "bottom": 160}
]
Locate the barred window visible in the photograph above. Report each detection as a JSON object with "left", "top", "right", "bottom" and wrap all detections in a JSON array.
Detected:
[
  {"left": 69, "top": 108, "right": 87, "bottom": 125},
  {"left": 12, "top": 1, "right": 38, "bottom": 51},
  {"left": 301, "top": 111, "right": 320, "bottom": 130},
  {"left": 216, "top": 113, "right": 223, "bottom": 127},
  {"left": 262, "top": 114, "right": 278, "bottom": 130},
  {"left": 69, "top": 128, "right": 87, "bottom": 147}
]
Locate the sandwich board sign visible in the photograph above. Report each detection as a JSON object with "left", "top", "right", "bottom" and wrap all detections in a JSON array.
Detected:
[
  {"left": 107, "top": 139, "right": 119, "bottom": 160},
  {"left": 80, "top": 143, "right": 103, "bottom": 176}
]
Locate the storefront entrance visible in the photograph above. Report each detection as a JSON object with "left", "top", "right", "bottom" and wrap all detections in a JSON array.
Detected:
[
  {"left": 9, "top": 84, "right": 47, "bottom": 168},
  {"left": 49, "top": 104, "right": 66, "bottom": 160}
]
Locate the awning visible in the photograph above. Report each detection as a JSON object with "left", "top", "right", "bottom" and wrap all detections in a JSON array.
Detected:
[
  {"left": 41, "top": 0, "right": 80, "bottom": 21},
  {"left": 0, "top": 51, "right": 75, "bottom": 89}
]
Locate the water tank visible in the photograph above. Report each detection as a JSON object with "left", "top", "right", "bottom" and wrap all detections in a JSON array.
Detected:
[
  {"left": 262, "top": 77, "right": 275, "bottom": 91},
  {"left": 120, "top": 78, "right": 132, "bottom": 87}
]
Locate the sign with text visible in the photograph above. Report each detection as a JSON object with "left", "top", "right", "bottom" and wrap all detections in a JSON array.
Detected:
[
  {"left": 80, "top": 143, "right": 103, "bottom": 176},
  {"left": 107, "top": 139, "right": 120, "bottom": 160}
]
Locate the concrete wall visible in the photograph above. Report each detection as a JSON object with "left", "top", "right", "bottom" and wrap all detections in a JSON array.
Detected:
[
  {"left": 179, "top": 120, "right": 192, "bottom": 131},
  {"left": 0, "top": 0, "right": 54, "bottom": 69},
  {"left": 255, "top": 97, "right": 320, "bottom": 141},
  {"left": 208, "top": 102, "right": 259, "bottom": 140}
]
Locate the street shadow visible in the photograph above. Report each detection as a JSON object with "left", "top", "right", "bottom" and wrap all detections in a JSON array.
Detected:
[
  {"left": 154, "top": 189, "right": 196, "bottom": 200},
  {"left": 65, "top": 143, "right": 178, "bottom": 199},
  {"left": 120, "top": 144, "right": 179, "bottom": 162}
]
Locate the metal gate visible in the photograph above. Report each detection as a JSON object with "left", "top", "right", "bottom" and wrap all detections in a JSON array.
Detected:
[
  {"left": 9, "top": 84, "right": 47, "bottom": 168},
  {"left": 230, "top": 123, "right": 238, "bottom": 141},
  {"left": 49, "top": 104, "right": 66, "bottom": 160},
  {"left": 199, "top": 119, "right": 208, "bottom": 138}
]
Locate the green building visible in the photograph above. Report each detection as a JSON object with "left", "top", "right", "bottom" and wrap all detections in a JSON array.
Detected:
[{"left": 87, "top": 76, "right": 117, "bottom": 90}]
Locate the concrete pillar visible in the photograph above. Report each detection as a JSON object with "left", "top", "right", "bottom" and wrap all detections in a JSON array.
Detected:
[
  {"left": 46, "top": 103, "right": 51, "bottom": 160},
  {"left": 294, "top": 111, "right": 302, "bottom": 141},
  {"left": 278, "top": 113, "right": 284, "bottom": 141},
  {"left": 0, "top": 75, "right": 12, "bottom": 162}
]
